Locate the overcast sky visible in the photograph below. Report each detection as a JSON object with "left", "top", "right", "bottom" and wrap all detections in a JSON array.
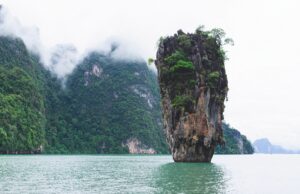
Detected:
[{"left": 1, "top": 0, "right": 299, "bottom": 149}]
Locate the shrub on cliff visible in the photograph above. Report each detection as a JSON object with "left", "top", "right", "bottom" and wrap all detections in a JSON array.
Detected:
[
  {"left": 171, "top": 95, "right": 194, "bottom": 110},
  {"left": 207, "top": 71, "right": 220, "bottom": 88},
  {"left": 170, "top": 60, "right": 194, "bottom": 72}
]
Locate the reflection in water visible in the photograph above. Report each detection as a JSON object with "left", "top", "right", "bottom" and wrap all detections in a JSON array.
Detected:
[{"left": 154, "top": 162, "right": 227, "bottom": 194}]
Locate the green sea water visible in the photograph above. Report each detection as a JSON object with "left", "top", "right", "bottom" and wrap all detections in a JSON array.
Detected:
[{"left": 0, "top": 155, "right": 299, "bottom": 193}]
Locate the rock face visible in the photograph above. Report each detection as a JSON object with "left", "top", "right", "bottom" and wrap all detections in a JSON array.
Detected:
[
  {"left": 155, "top": 29, "right": 228, "bottom": 162},
  {"left": 215, "top": 123, "right": 254, "bottom": 154},
  {"left": 126, "top": 138, "right": 156, "bottom": 154}
]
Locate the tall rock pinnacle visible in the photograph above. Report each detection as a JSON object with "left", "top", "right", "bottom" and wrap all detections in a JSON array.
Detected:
[{"left": 155, "top": 29, "right": 229, "bottom": 162}]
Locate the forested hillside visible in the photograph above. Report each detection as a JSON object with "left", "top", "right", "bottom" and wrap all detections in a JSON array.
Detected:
[
  {"left": 0, "top": 37, "right": 47, "bottom": 153},
  {"left": 0, "top": 36, "right": 168, "bottom": 154},
  {"left": 45, "top": 52, "right": 168, "bottom": 154}
]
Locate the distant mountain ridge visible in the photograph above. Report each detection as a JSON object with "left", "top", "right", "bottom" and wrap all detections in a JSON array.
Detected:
[{"left": 253, "top": 138, "right": 300, "bottom": 154}]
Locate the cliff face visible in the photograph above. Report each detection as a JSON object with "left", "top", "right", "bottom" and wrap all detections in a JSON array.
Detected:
[
  {"left": 215, "top": 123, "right": 254, "bottom": 154},
  {"left": 155, "top": 29, "right": 228, "bottom": 162},
  {"left": 59, "top": 52, "right": 168, "bottom": 154}
]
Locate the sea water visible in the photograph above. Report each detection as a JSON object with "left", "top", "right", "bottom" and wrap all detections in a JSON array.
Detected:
[{"left": 0, "top": 154, "right": 299, "bottom": 193}]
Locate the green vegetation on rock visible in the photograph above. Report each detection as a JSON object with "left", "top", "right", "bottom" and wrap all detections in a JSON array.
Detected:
[
  {"left": 164, "top": 50, "right": 186, "bottom": 65},
  {"left": 178, "top": 34, "right": 192, "bottom": 48},
  {"left": 170, "top": 60, "right": 194, "bottom": 72},
  {"left": 164, "top": 50, "right": 194, "bottom": 73},
  {"left": 171, "top": 95, "right": 194, "bottom": 110},
  {"left": 207, "top": 71, "right": 220, "bottom": 88}
]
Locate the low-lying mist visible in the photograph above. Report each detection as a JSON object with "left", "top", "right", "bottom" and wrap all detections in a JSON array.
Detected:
[{"left": 0, "top": 5, "right": 150, "bottom": 80}]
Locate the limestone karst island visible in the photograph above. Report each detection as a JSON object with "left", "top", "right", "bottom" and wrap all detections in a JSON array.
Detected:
[{"left": 155, "top": 29, "right": 229, "bottom": 162}]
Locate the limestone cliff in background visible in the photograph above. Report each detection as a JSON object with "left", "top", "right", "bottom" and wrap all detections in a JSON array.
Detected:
[
  {"left": 155, "top": 29, "right": 229, "bottom": 162},
  {"left": 216, "top": 123, "right": 254, "bottom": 154}
]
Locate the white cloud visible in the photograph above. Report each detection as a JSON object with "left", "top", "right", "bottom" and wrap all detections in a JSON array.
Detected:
[{"left": 0, "top": 5, "right": 43, "bottom": 55}]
